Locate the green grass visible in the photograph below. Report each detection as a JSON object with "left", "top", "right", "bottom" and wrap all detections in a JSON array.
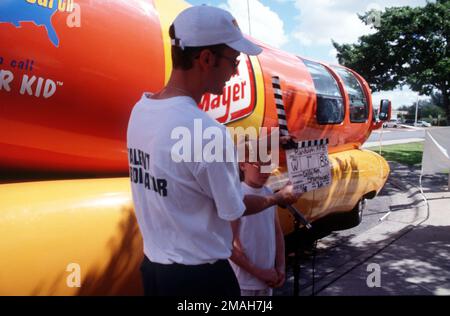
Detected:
[{"left": 366, "top": 142, "right": 424, "bottom": 166}]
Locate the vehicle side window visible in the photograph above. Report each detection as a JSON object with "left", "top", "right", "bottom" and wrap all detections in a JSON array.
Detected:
[
  {"left": 302, "top": 59, "right": 344, "bottom": 125},
  {"left": 332, "top": 66, "right": 369, "bottom": 123}
]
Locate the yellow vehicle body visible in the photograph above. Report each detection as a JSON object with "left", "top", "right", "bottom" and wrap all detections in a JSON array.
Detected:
[
  {"left": 0, "top": 149, "right": 388, "bottom": 295},
  {"left": 0, "top": 178, "right": 140, "bottom": 295}
]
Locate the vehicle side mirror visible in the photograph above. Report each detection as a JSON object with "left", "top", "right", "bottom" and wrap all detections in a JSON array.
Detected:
[{"left": 379, "top": 99, "right": 391, "bottom": 121}]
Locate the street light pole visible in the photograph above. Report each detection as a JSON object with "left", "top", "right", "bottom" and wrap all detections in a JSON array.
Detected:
[{"left": 415, "top": 94, "right": 419, "bottom": 125}]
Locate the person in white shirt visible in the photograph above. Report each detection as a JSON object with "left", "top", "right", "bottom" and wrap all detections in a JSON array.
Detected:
[
  {"left": 230, "top": 145, "right": 285, "bottom": 296},
  {"left": 127, "top": 5, "right": 299, "bottom": 296}
]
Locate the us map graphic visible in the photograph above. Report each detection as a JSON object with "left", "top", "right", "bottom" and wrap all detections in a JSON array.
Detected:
[{"left": 0, "top": 0, "right": 60, "bottom": 47}]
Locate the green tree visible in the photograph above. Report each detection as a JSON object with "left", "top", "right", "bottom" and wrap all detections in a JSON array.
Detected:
[
  {"left": 333, "top": 0, "right": 450, "bottom": 122},
  {"left": 431, "top": 91, "right": 445, "bottom": 109}
]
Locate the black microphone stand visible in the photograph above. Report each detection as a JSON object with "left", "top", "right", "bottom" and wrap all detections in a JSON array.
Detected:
[{"left": 284, "top": 205, "right": 312, "bottom": 296}]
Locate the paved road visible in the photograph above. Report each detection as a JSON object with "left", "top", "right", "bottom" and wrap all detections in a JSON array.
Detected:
[{"left": 368, "top": 128, "right": 426, "bottom": 143}]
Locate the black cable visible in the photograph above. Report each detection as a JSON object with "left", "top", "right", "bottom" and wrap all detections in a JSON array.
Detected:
[{"left": 311, "top": 239, "right": 318, "bottom": 296}]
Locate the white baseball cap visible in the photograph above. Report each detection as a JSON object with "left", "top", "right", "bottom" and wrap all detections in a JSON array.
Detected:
[{"left": 171, "top": 5, "right": 262, "bottom": 56}]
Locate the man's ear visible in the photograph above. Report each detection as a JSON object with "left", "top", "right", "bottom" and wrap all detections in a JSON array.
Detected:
[{"left": 197, "top": 49, "right": 215, "bottom": 70}]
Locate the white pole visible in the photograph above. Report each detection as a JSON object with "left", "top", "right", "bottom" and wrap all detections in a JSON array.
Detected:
[
  {"left": 247, "top": 0, "right": 252, "bottom": 36},
  {"left": 448, "top": 173, "right": 450, "bottom": 191},
  {"left": 415, "top": 94, "right": 419, "bottom": 125}
]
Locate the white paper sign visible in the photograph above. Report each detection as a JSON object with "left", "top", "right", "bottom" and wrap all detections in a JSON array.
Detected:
[{"left": 286, "top": 139, "right": 332, "bottom": 193}]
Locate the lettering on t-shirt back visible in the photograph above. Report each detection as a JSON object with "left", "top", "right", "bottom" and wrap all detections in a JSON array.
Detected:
[{"left": 128, "top": 148, "right": 168, "bottom": 197}]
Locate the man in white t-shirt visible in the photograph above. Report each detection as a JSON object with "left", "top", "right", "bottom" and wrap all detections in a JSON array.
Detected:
[{"left": 127, "top": 5, "right": 299, "bottom": 296}]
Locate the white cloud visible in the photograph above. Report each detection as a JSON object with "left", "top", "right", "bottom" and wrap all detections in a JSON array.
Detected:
[
  {"left": 219, "top": 0, "right": 289, "bottom": 49},
  {"left": 291, "top": 0, "right": 428, "bottom": 48},
  {"left": 328, "top": 48, "right": 338, "bottom": 60},
  {"left": 292, "top": 0, "right": 376, "bottom": 48},
  {"left": 294, "top": 32, "right": 313, "bottom": 47}
]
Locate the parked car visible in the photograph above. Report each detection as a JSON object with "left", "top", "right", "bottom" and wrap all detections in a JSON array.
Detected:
[
  {"left": 414, "top": 120, "right": 431, "bottom": 127},
  {"left": 383, "top": 119, "right": 400, "bottom": 128}
]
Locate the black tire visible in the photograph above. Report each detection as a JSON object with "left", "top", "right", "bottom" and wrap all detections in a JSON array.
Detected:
[
  {"left": 332, "top": 198, "right": 366, "bottom": 231},
  {"left": 349, "top": 198, "right": 366, "bottom": 227}
]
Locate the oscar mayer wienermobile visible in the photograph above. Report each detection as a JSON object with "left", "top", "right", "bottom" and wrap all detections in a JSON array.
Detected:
[{"left": 0, "top": 0, "right": 391, "bottom": 295}]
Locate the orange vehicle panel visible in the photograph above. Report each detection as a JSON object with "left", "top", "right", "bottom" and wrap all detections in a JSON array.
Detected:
[
  {"left": 1, "top": 0, "right": 379, "bottom": 174},
  {"left": 1, "top": 0, "right": 165, "bottom": 173}
]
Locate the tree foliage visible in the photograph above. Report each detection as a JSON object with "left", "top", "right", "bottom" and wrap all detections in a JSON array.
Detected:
[
  {"left": 333, "top": 0, "right": 450, "bottom": 120},
  {"left": 398, "top": 99, "right": 446, "bottom": 123}
]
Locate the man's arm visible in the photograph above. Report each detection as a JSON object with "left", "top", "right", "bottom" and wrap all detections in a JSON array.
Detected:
[{"left": 242, "top": 183, "right": 299, "bottom": 216}]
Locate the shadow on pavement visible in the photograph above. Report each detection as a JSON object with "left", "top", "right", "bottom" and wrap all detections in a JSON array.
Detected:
[{"left": 275, "top": 163, "right": 450, "bottom": 296}]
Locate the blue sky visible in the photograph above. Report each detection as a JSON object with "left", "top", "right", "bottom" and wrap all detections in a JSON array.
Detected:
[{"left": 186, "top": 0, "right": 431, "bottom": 109}]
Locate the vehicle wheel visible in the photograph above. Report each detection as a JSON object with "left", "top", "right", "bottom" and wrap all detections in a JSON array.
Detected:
[
  {"left": 354, "top": 198, "right": 366, "bottom": 224},
  {"left": 333, "top": 198, "right": 366, "bottom": 230}
]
